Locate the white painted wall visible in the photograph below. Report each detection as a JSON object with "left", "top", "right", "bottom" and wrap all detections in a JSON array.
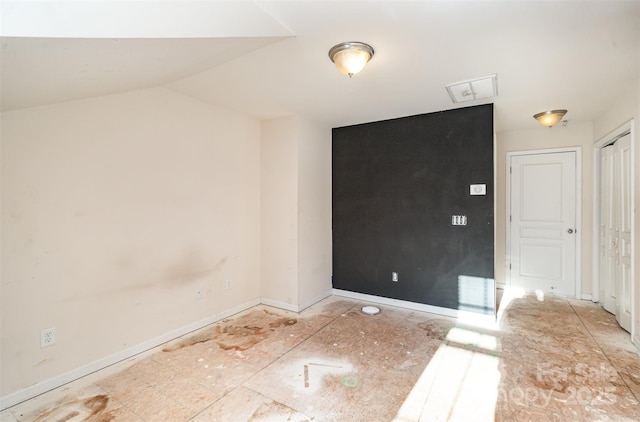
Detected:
[
  {"left": 495, "top": 122, "right": 594, "bottom": 296},
  {"left": 0, "top": 87, "right": 262, "bottom": 397},
  {"left": 297, "top": 119, "right": 332, "bottom": 309},
  {"left": 260, "top": 116, "right": 333, "bottom": 310},
  {"left": 260, "top": 117, "right": 299, "bottom": 308},
  {"left": 593, "top": 78, "right": 640, "bottom": 346}
]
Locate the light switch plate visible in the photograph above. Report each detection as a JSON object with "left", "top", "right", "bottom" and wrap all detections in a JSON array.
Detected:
[
  {"left": 470, "top": 184, "right": 486, "bottom": 195},
  {"left": 452, "top": 215, "right": 467, "bottom": 225}
]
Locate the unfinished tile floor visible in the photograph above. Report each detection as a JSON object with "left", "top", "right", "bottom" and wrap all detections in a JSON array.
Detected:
[{"left": 2, "top": 291, "right": 639, "bottom": 421}]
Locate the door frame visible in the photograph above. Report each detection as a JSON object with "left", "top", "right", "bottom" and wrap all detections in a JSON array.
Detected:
[
  {"left": 592, "top": 119, "right": 635, "bottom": 338},
  {"left": 505, "top": 147, "right": 582, "bottom": 298}
]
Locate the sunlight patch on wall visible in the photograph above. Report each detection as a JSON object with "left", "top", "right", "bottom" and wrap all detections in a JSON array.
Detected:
[{"left": 458, "top": 275, "right": 495, "bottom": 315}]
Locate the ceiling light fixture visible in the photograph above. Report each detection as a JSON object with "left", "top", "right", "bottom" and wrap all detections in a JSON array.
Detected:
[
  {"left": 533, "top": 109, "right": 567, "bottom": 128},
  {"left": 328, "top": 41, "right": 374, "bottom": 78}
]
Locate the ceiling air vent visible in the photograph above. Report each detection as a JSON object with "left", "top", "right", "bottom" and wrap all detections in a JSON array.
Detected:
[{"left": 445, "top": 74, "right": 498, "bottom": 104}]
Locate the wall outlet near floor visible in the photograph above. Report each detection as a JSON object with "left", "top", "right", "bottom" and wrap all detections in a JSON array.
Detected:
[
  {"left": 195, "top": 288, "right": 203, "bottom": 300},
  {"left": 392, "top": 272, "right": 399, "bottom": 282},
  {"left": 40, "top": 327, "right": 56, "bottom": 348},
  {"left": 225, "top": 280, "right": 231, "bottom": 290}
]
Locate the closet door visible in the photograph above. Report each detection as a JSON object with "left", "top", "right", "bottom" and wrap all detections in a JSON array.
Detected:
[
  {"left": 616, "top": 134, "right": 632, "bottom": 332},
  {"left": 599, "top": 133, "right": 631, "bottom": 333},
  {"left": 600, "top": 145, "right": 616, "bottom": 314}
]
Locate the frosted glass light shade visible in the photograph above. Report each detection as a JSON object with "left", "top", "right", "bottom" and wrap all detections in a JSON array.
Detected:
[
  {"left": 329, "top": 42, "right": 374, "bottom": 78},
  {"left": 534, "top": 110, "right": 567, "bottom": 127}
]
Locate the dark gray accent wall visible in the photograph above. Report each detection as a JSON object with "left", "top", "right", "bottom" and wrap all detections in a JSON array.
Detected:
[{"left": 332, "top": 104, "right": 494, "bottom": 314}]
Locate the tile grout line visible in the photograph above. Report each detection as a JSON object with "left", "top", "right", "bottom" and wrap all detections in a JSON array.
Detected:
[{"left": 567, "top": 300, "right": 640, "bottom": 404}]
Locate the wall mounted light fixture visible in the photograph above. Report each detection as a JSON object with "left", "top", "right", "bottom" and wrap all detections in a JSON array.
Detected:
[
  {"left": 328, "top": 41, "right": 374, "bottom": 78},
  {"left": 533, "top": 109, "right": 567, "bottom": 127}
]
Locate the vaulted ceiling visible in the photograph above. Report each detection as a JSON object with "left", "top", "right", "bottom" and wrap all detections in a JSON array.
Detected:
[{"left": 2, "top": 1, "right": 638, "bottom": 132}]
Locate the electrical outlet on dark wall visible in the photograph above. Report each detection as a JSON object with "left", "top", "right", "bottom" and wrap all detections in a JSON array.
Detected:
[{"left": 332, "top": 104, "right": 494, "bottom": 314}]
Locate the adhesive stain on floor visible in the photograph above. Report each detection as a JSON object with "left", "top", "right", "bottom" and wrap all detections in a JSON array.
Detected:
[
  {"left": 4, "top": 295, "right": 639, "bottom": 422},
  {"left": 215, "top": 313, "right": 297, "bottom": 352},
  {"left": 268, "top": 317, "right": 298, "bottom": 328},
  {"left": 161, "top": 329, "right": 215, "bottom": 352},
  {"left": 32, "top": 395, "right": 111, "bottom": 422},
  {"left": 162, "top": 310, "right": 298, "bottom": 353},
  {"left": 214, "top": 324, "right": 269, "bottom": 352}
]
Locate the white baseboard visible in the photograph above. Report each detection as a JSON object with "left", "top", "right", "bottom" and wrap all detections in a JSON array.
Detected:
[
  {"left": 259, "top": 290, "right": 332, "bottom": 313},
  {"left": 581, "top": 293, "right": 594, "bottom": 301},
  {"left": 298, "top": 289, "right": 333, "bottom": 312},
  {"left": 259, "top": 298, "right": 300, "bottom": 313},
  {"left": 333, "top": 288, "right": 458, "bottom": 318},
  {"left": 495, "top": 285, "right": 591, "bottom": 302},
  {"left": 331, "top": 289, "right": 496, "bottom": 326},
  {"left": 0, "top": 298, "right": 260, "bottom": 411}
]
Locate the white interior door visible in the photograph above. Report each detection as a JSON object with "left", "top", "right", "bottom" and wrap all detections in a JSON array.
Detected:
[
  {"left": 600, "top": 144, "right": 617, "bottom": 313},
  {"left": 616, "top": 134, "right": 632, "bottom": 331},
  {"left": 599, "top": 134, "right": 631, "bottom": 332},
  {"left": 509, "top": 151, "right": 577, "bottom": 296}
]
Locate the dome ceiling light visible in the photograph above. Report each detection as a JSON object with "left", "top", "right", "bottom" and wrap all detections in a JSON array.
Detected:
[
  {"left": 328, "top": 41, "right": 374, "bottom": 78},
  {"left": 533, "top": 110, "right": 568, "bottom": 128}
]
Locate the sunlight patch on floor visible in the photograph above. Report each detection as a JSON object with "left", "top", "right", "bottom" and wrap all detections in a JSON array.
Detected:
[{"left": 393, "top": 327, "right": 500, "bottom": 422}]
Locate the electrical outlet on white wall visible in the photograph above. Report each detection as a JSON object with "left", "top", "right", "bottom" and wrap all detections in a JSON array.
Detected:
[{"left": 41, "top": 327, "right": 56, "bottom": 348}]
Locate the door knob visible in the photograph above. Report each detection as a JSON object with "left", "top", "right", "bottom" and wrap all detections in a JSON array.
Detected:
[{"left": 567, "top": 228, "right": 574, "bottom": 234}]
